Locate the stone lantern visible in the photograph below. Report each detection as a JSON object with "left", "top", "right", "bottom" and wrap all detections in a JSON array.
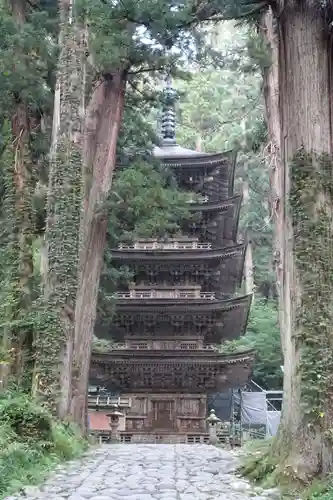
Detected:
[
  {"left": 107, "top": 404, "right": 123, "bottom": 443},
  {"left": 206, "top": 409, "right": 221, "bottom": 445}
]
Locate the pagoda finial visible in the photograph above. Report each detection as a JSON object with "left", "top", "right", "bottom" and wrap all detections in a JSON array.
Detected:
[{"left": 161, "top": 74, "right": 177, "bottom": 145}]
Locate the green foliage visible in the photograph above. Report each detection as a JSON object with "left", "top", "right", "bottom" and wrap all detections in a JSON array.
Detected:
[
  {"left": 0, "top": 0, "right": 55, "bottom": 391},
  {"left": 175, "top": 24, "right": 274, "bottom": 299},
  {"left": 289, "top": 150, "right": 333, "bottom": 421},
  {"left": 237, "top": 152, "right": 273, "bottom": 296},
  {"left": 177, "top": 69, "right": 263, "bottom": 153},
  {"left": 0, "top": 391, "right": 87, "bottom": 498},
  {"left": 108, "top": 162, "right": 192, "bottom": 243},
  {"left": 97, "top": 161, "right": 194, "bottom": 327},
  {"left": 220, "top": 298, "right": 282, "bottom": 389},
  {"left": 0, "top": 1, "right": 54, "bottom": 121},
  {"left": 240, "top": 440, "right": 333, "bottom": 499},
  {"left": 79, "top": 0, "right": 227, "bottom": 86},
  {"left": 309, "top": 493, "right": 333, "bottom": 500},
  {"left": 239, "top": 439, "right": 279, "bottom": 485},
  {"left": 245, "top": 299, "right": 281, "bottom": 389},
  {"left": 302, "top": 478, "right": 333, "bottom": 500},
  {"left": 117, "top": 91, "right": 158, "bottom": 164},
  {"left": 92, "top": 336, "right": 115, "bottom": 353}
]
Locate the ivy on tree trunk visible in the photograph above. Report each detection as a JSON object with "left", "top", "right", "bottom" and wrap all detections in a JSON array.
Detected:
[{"left": 33, "top": 0, "right": 85, "bottom": 417}]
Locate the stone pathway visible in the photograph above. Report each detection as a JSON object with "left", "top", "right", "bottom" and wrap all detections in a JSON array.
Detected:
[{"left": 5, "top": 444, "right": 280, "bottom": 500}]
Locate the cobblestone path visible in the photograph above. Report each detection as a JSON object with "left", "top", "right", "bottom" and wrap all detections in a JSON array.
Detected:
[{"left": 5, "top": 444, "right": 279, "bottom": 500}]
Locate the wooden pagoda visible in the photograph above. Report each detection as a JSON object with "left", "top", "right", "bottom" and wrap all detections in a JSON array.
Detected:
[{"left": 89, "top": 78, "right": 254, "bottom": 443}]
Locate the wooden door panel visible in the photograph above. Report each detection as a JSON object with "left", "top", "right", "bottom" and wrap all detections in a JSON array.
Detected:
[{"left": 152, "top": 400, "right": 175, "bottom": 429}]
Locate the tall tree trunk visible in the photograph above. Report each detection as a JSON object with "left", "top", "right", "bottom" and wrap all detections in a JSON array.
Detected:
[
  {"left": 244, "top": 239, "right": 254, "bottom": 296},
  {"left": 33, "top": 0, "right": 86, "bottom": 416},
  {"left": 196, "top": 134, "right": 202, "bottom": 152},
  {"left": 70, "top": 72, "right": 126, "bottom": 430},
  {"left": 11, "top": 98, "right": 34, "bottom": 383},
  {"left": 2, "top": 0, "right": 35, "bottom": 387},
  {"left": 262, "top": 9, "right": 284, "bottom": 344},
  {"left": 264, "top": 5, "right": 333, "bottom": 479},
  {"left": 242, "top": 178, "right": 254, "bottom": 296}
]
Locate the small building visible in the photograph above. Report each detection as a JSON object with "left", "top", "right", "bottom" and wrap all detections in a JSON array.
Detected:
[{"left": 89, "top": 78, "right": 254, "bottom": 443}]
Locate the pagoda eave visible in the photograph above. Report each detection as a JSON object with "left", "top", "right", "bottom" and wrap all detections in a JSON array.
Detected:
[
  {"left": 157, "top": 150, "right": 236, "bottom": 168},
  {"left": 111, "top": 243, "right": 245, "bottom": 262},
  {"left": 114, "top": 294, "right": 252, "bottom": 313},
  {"left": 188, "top": 194, "right": 242, "bottom": 213},
  {"left": 108, "top": 294, "right": 252, "bottom": 344},
  {"left": 91, "top": 348, "right": 254, "bottom": 360},
  {"left": 90, "top": 349, "right": 254, "bottom": 393}
]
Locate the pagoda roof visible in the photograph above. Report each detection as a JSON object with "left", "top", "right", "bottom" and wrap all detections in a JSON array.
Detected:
[
  {"left": 183, "top": 195, "right": 242, "bottom": 244},
  {"left": 113, "top": 293, "right": 251, "bottom": 313},
  {"left": 109, "top": 294, "right": 252, "bottom": 344},
  {"left": 153, "top": 145, "right": 237, "bottom": 169},
  {"left": 188, "top": 194, "right": 242, "bottom": 213},
  {"left": 153, "top": 143, "right": 206, "bottom": 159},
  {"left": 111, "top": 242, "right": 245, "bottom": 263},
  {"left": 89, "top": 349, "right": 255, "bottom": 393}
]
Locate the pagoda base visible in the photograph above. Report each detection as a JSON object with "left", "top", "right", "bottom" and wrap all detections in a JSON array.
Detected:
[
  {"left": 90, "top": 429, "right": 210, "bottom": 444},
  {"left": 121, "top": 431, "right": 210, "bottom": 444},
  {"left": 88, "top": 392, "right": 211, "bottom": 442}
]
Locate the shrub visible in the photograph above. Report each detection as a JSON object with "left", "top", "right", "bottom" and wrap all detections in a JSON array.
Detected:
[
  {"left": 239, "top": 439, "right": 279, "bottom": 485},
  {"left": 0, "top": 391, "right": 87, "bottom": 499}
]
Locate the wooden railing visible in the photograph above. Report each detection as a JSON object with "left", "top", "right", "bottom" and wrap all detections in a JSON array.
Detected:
[
  {"left": 88, "top": 395, "right": 132, "bottom": 408},
  {"left": 115, "top": 290, "right": 215, "bottom": 300},
  {"left": 186, "top": 196, "right": 209, "bottom": 204},
  {"left": 108, "top": 343, "right": 219, "bottom": 351},
  {"left": 118, "top": 241, "right": 211, "bottom": 250}
]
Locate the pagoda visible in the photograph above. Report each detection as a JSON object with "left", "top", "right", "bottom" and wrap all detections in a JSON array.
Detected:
[{"left": 89, "top": 78, "right": 254, "bottom": 443}]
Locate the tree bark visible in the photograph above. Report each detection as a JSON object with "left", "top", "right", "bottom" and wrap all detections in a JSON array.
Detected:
[
  {"left": 33, "top": 0, "right": 86, "bottom": 416},
  {"left": 264, "top": 5, "right": 333, "bottom": 480},
  {"left": 3, "top": 0, "right": 35, "bottom": 387},
  {"left": 244, "top": 239, "right": 254, "bottom": 296},
  {"left": 242, "top": 177, "right": 254, "bottom": 296},
  {"left": 261, "top": 9, "right": 284, "bottom": 345},
  {"left": 70, "top": 72, "right": 126, "bottom": 431},
  {"left": 11, "top": 99, "right": 34, "bottom": 382}
]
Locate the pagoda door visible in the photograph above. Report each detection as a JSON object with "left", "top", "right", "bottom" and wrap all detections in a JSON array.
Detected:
[{"left": 152, "top": 400, "right": 175, "bottom": 430}]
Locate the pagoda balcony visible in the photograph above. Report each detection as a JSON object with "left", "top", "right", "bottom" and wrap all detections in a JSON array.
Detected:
[
  {"left": 108, "top": 343, "right": 218, "bottom": 351},
  {"left": 186, "top": 195, "right": 209, "bottom": 204},
  {"left": 89, "top": 349, "right": 255, "bottom": 393},
  {"left": 115, "top": 288, "right": 215, "bottom": 300},
  {"left": 187, "top": 195, "right": 241, "bottom": 213},
  {"left": 118, "top": 238, "right": 211, "bottom": 251},
  {"left": 112, "top": 242, "right": 245, "bottom": 265}
]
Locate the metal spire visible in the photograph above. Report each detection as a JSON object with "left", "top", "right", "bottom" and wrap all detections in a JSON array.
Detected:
[{"left": 161, "top": 74, "right": 177, "bottom": 145}]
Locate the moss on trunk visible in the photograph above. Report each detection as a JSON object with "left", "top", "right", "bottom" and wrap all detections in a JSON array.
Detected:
[
  {"left": 260, "top": 4, "right": 333, "bottom": 482},
  {"left": 33, "top": 3, "right": 85, "bottom": 417}
]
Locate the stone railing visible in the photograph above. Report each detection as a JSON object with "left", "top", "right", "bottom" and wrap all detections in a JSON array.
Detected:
[
  {"left": 118, "top": 241, "right": 211, "bottom": 250},
  {"left": 115, "top": 290, "right": 215, "bottom": 300}
]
